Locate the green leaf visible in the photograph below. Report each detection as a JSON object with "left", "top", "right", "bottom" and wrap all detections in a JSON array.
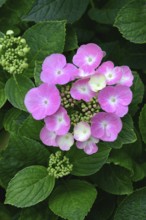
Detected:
[
  {"left": 5, "top": 165, "right": 55, "bottom": 208},
  {"left": 0, "top": 0, "right": 6, "bottom": 7},
  {"left": 5, "top": 76, "right": 34, "bottom": 111},
  {"left": 34, "top": 61, "right": 42, "bottom": 86},
  {"left": 0, "top": 81, "right": 7, "bottom": 108},
  {"left": 108, "top": 114, "right": 137, "bottom": 149},
  {"left": 114, "top": 187, "right": 146, "bottom": 220},
  {"left": 67, "top": 143, "right": 111, "bottom": 176},
  {"left": 49, "top": 180, "right": 97, "bottom": 220},
  {"left": 114, "top": 0, "right": 146, "bottom": 43},
  {"left": 3, "top": 108, "right": 28, "bottom": 134},
  {"left": 18, "top": 115, "right": 43, "bottom": 140},
  {"left": 139, "top": 104, "right": 146, "bottom": 143},
  {"left": 64, "top": 25, "right": 78, "bottom": 51},
  {"left": 24, "top": 0, "right": 89, "bottom": 23},
  {"left": 88, "top": 0, "right": 130, "bottom": 25},
  {"left": 0, "top": 0, "right": 35, "bottom": 34},
  {"left": 0, "top": 134, "right": 50, "bottom": 187},
  {"left": 129, "top": 71, "right": 144, "bottom": 115},
  {"left": 23, "top": 21, "right": 66, "bottom": 77},
  {"left": 96, "top": 165, "right": 133, "bottom": 195}
]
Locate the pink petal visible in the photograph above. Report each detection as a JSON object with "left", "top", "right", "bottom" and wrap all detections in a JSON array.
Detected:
[
  {"left": 97, "top": 61, "right": 122, "bottom": 85},
  {"left": 84, "top": 143, "right": 98, "bottom": 155},
  {"left": 117, "top": 66, "right": 134, "bottom": 87},
  {"left": 40, "top": 126, "right": 57, "bottom": 147},
  {"left": 115, "top": 85, "right": 133, "bottom": 106},
  {"left": 70, "top": 78, "right": 96, "bottom": 102},
  {"left": 42, "top": 53, "right": 66, "bottom": 71},
  {"left": 24, "top": 83, "right": 61, "bottom": 120},
  {"left": 91, "top": 112, "right": 122, "bottom": 142},
  {"left": 44, "top": 106, "right": 70, "bottom": 135},
  {"left": 73, "top": 43, "right": 104, "bottom": 71}
]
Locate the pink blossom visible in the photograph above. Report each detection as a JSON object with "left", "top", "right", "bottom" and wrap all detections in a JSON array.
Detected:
[
  {"left": 76, "top": 136, "right": 99, "bottom": 155},
  {"left": 40, "top": 126, "right": 57, "bottom": 147},
  {"left": 73, "top": 43, "right": 104, "bottom": 71},
  {"left": 56, "top": 133, "right": 74, "bottom": 151},
  {"left": 98, "top": 85, "right": 132, "bottom": 117},
  {"left": 24, "top": 83, "right": 61, "bottom": 120},
  {"left": 97, "top": 61, "right": 122, "bottom": 85},
  {"left": 70, "top": 78, "right": 96, "bottom": 102},
  {"left": 91, "top": 112, "right": 122, "bottom": 142},
  {"left": 44, "top": 106, "right": 70, "bottom": 135},
  {"left": 75, "top": 68, "right": 95, "bottom": 78},
  {"left": 40, "top": 54, "right": 77, "bottom": 85},
  {"left": 117, "top": 66, "right": 134, "bottom": 87},
  {"left": 74, "top": 122, "right": 91, "bottom": 142}
]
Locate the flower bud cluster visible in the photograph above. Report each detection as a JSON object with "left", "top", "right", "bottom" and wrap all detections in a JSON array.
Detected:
[
  {"left": 47, "top": 151, "right": 73, "bottom": 179},
  {"left": 0, "top": 30, "right": 30, "bottom": 74},
  {"left": 60, "top": 84, "right": 77, "bottom": 109}
]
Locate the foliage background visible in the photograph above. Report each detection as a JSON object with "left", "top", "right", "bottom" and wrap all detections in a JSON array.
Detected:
[{"left": 0, "top": 0, "right": 146, "bottom": 219}]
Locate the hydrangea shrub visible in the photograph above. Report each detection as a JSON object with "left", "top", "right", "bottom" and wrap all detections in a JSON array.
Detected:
[{"left": 0, "top": 0, "right": 146, "bottom": 219}]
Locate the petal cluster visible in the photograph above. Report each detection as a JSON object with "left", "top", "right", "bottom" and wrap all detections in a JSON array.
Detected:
[{"left": 24, "top": 43, "right": 134, "bottom": 155}]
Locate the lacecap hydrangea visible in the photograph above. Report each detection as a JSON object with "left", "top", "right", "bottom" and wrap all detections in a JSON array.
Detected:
[{"left": 24, "top": 43, "right": 133, "bottom": 155}]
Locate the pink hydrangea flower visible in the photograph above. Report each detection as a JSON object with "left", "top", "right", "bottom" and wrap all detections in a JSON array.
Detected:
[
  {"left": 75, "top": 68, "right": 95, "bottom": 78},
  {"left": 97, "top": 61, "right": 122, "bottom": 85},
  {"left": 70, "top": 78, "right": 96, "bottom": 102},
  {"left": 44, "top": 106, "right": 70, "bottom": 135},
  {"left": 56, "top": 133, "right": 74, "bottom": 151},
  {"left": 73, "top": 43, "right": 104, "bottom": 71},
  {"left": 76, "top": 136, "right": 99, "bottom": 155},
  {"left": 40, "top": 54, "right": 77, "bottom": 85},
  {"left": 74, "top": 122, "right": 91, "bottom": 142},
  {"left": 91, "top": 112, "right": 122, "bottom": 142},
  {"left": 40, "top": 126, "right": 57, "bottom": 147},
  {"left": 24, "top": 83, "right": 61, "bottom": 120},
  {"left": 117, "top": 66, "right": 134, "bottom": 87},
  {"left": 98, "top": 85, "right": 132, "bottom": 117}
]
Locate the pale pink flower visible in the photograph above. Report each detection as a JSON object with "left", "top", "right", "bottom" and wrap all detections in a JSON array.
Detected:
[
  {"left": 89, "top": 74, "right": 106, "bottom": 92},
  {"left": 56, "top": 133, "right": 74, "bottom": 151},
  {"left": 98, "top": 85, "right": 132, "bottom": 117},
  {"left": 74, "top": 121, "right": 91, "bottom": 142},
  {"left": 24, "top": 83, "right": 61, "bottom": 120},
  {"left": 91, "top": 112, "right": 122, "bottom": 142},
  {"left": 70, "top": 78, "right": 96, "bottom": 102},
  {"left": 117, "top": 66, "right": 134, "bottom": 87},
  {"left": 76, "top": 136, "right": 99, "bottom": 155},
  {"left": 73, "top": 43, "right": 104, "bottom": 71},
  {"left": 40, "top": 126, "right": 57, "bottom": 147},
  {"left": 41, "top": 54, "right": 77, "bottom": 85},
  {"left": 44, "top": 106, "right": 70, "bottom": 135},
  {"left": 97, "top": 61, "right": 122, "bottom": 85}
]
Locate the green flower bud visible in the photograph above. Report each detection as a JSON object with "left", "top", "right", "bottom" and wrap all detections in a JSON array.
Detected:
[
  {"left": 23, "top": 47, "right": 30, "bottom": 54},
  {"left": 6, "top": 30, "right": 14, "bottom": 35}
]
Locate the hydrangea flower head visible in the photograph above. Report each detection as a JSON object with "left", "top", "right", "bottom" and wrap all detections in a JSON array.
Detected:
[{"left": 24, "top": 42, "right": 134, "bottom": 155}]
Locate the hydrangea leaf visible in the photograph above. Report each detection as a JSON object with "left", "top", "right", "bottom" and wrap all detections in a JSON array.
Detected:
[
  {"left": 108, "top": 114, "right": 137, "bottom": 149},
  {"left": 88, "top": 0, "right": 130, "bottom": 25},
  {"left": 64, "top": 25, "right": 78, "bottom": 51},
  {"left": 114, "top": 187, "right": 146, "bottom": 220},
  {"left": 49, "top": 180, "right": 97, "bottom": 220},
  {"left": 0, "top": 81, "right": 7, "bottom": 108},
  {"left": 129, "top": 71, "right": 144, "bottom": 115},
  {"left": 139, "top": 104, "right": 146, "bottom": 143},
  {"left": 34, "top": 61, "right": 42, "bottom": 86},
  {"left": 114, "top": 0, "right": 146, "bottom": 43},
  {"left": 23, "top": 0, "right": 89, "bottom": 23},
  {"left": 0, "top": 134, "right": 50, "bottom": 188},
  {"left": 5, "top": 76, "right": 34, "bottom": 111},
  {"left": 67, "top": 144, "right": 111, "bottom": 176},
  {"left": 5, "top": 165, "right": 55, "bottom": 208},
  {"left": 3, "top": 108, "right": 28, "bottom": 134},
  {"left": 18, "top": 115, "right": 43, "bottom": 140},
  {"left": 95, "top": 164, "right": 133, "bottom": 195},
  {"left": 23, "top": 21, "right": 66, "bottom": 77},
  {"left": 0, "top": 0, "right": 7, "bottom": 7}
]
